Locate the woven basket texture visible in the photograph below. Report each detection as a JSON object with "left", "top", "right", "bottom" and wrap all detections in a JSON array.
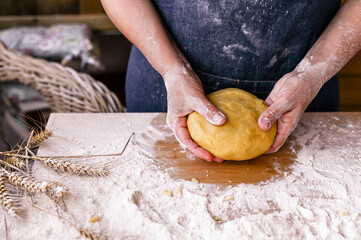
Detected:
[{"left": 0, "top": 41, "right": 124, "bottom": 113}]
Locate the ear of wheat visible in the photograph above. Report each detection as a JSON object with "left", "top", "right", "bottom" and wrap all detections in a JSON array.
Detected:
[
  {"left": 1, "top": 154, "right": 109, "bottom": 177},
  {"left": 0, "top": 173, "right": 22, "bottom": 216},
  {"left": 39, "top": 158, "right": 109, "bottom": 177},
  {"left": 6, "top": 156, "right": 25, "bottom": 169},
  {"left": 29, "top": 129, "right": 53, "bottom": 149},
  {"left": 4, "top": 169, "right": 49, "bottom": 193}
]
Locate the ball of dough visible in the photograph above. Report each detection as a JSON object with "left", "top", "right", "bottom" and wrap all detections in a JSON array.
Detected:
[{"left": 187, "top": 88, "right": 277, "bottom": 161}]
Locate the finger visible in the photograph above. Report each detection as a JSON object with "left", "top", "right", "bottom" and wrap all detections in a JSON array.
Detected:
[
  {"left": 265, "top": 131, "right": 287, "bottom": 154},
  {"left": 264, "top": 96, "right": 273, "bottom": 106},
  {"left": 213, "top": 157, "right": 224, "bottom": 163},
  {"left": 174, "top": 117, "right": 214, "bottom": 162},
  {"left": 167, "top": 114, "right": 223, "bottom": 162},
  {"left": 264, "top": 119, "right": 290, "bottom": 154},
  {"left": 258, "top": 99, "right": 292, "bottom": 131},
  {"left": 194, "top": 99, "right": 226, "bottom": 126},
  {"left": 265, "top": 111, "right": 300, "bottom": 153}
]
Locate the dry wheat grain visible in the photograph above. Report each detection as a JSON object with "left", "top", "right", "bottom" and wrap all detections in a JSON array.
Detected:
[
  {"left": 0, "top": 173, "right": 21, "bottom": 216},
  {"left": 40, "top": 158, "right": 109, "bottom": 177},
  {"left": 6, "top": 157, "right": 25, "bottom": 169},
  {"left": 6, "top": 171, "right": 49, "bottom": 193},
  {"left": 29, "top": 129, "right": 53, "bottom": 148}
]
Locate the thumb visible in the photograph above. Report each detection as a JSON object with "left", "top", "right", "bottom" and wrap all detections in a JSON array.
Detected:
[
  {"left": 258, "top": 98, "right": 289, "bottom": 131},
  {"left": 194, "top": 98, "right": 226, "bottom": 126}
]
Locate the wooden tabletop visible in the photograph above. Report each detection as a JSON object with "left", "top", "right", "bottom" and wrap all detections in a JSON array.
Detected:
[{"left": 38, "top": 112, "right": 361, "bottom": 186}]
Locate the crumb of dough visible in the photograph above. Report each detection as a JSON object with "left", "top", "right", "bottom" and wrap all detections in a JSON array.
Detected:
[
  {"left": 163, "top": 190, "right": 173, "bottom": 196},
  {"left": 175, "top": 186, "right": 183, "bottom": 196},
  {"left": 191, "top": 178, "right": 199, "bottom": 183},
  {"left": 89, "top": 215, "right": 101, "bottom": 223},
  {"left": 223, "top": 196, "right": 234, "bottom": 201}
]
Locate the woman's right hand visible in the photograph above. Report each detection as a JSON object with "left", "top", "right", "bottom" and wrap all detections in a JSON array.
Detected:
[
  {"left": 163, "top": 65, "right": 226, "bottom": 162},
  {"left": 101, "top": 0, "right": 226, "bottom": 162}
]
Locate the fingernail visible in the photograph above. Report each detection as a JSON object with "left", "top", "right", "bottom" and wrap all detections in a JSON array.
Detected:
[
  {"left": 213, "top": 112, "right": 225, "bottom": 123},
  {"left": 263, "top": 118, "right": 271, "bottom": 130}
]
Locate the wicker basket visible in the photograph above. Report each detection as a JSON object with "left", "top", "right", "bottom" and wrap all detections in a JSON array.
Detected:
[{"left": 0, "top": 41, "right": 124, "bottom": 113}]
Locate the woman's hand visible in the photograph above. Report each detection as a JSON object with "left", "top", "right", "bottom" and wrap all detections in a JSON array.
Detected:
[
  {"left": 258, "top": 69, "right": 324, "bottom": 153},
  {"left": 163, "top": 65, "right": 226, "bottom": 162},
  {"left": 258, "top": 0, "right": 361, "bottom": 153}
]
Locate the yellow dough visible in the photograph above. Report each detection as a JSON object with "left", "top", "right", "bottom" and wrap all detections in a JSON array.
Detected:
[{"left": 187, "top": 88, "right": 277, "bottom": 161}]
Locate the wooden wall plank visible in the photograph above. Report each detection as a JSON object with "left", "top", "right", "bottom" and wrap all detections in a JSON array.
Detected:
[
  {"left": 36, "top": 0, "right": 79, "bottom": 15},
  {"left": 339, "top": 51, "right": 361, "bottom": 111},
  {"left": 339, "top": 76, "right": 361, "bottom": 111},
  {"left": 79, "top": 0, "right": 105, "bottom": 14},
  {"left": 339, "top": 51, "right": 361, "bottom": 75},
  {"left": 0, "top": 0, "right": 35, "bottom": 15},
  {"left": 0, "top": 14, "right": 115, "bottom": 30}
]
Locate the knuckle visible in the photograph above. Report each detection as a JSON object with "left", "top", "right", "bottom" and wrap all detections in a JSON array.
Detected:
[
  {"left": 194, "top": 100, "right": 216, "bottom": 119},
  {"left": 265, "top": 108, "right": 279, "bottom": 122},
  {"left": 202, "top": 101, "right": 215, "bottom": 114}
]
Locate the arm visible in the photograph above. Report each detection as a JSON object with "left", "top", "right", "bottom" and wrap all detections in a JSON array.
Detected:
[
  {"left": 258, "top": 0, "right": 361, "bottom": 152},
  {"left": 101, "top": 0, "right": 226, "bottom": 162}
]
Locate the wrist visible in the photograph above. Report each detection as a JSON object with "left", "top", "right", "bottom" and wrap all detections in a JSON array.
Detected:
[
  {"left": 156, "top": 37, "right": 191, "bottom": 77},
  {"left": 294, "top": 57, "right": 328, "bottom": 87},
  {"left": 162, "top": 61, "right": 195, "bottom": 87}
]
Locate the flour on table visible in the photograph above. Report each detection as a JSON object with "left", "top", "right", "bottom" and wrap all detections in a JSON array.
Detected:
[
  {"left": 112, "top": 115, "right": 361, "bottom": 239},
  {"left": 107, "top": 115, "right": 360, "bottom": 239}
]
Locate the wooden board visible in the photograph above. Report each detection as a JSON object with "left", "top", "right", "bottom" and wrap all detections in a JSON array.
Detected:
[
  {"left": 135, "top": 113, "right": 296, "bottom": 186},
  {"left": 39, "top": 112, "right": 361, "bottom": 187}
]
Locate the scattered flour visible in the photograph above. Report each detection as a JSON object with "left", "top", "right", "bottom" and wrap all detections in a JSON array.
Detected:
[{"left": 123, "top": 118, "right": 361, "bottom": 239}]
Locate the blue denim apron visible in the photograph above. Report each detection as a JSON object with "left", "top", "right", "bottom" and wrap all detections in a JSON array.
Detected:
[{"left": 126, "top": 0, "right": 340, "bottom": 112}]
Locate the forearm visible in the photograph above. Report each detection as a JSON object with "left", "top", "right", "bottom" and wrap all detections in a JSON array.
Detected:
[
  {"left": 100, "top": 0, "right": 187, "bottom": 77},
  {"left": 296, "top": 0, "right": 361, "bottom": 83}
]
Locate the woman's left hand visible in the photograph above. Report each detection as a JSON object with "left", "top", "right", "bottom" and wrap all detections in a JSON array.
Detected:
[
  {"left": 257, "top": 69, "right": 324, "bottom": 153},
  {"left": 257, "top": 0, "right": 361, "bottom": 153}
]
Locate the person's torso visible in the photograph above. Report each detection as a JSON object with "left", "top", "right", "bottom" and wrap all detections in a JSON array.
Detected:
[{"left": 152, "top": 0, "right": 340, "bottom": 81}]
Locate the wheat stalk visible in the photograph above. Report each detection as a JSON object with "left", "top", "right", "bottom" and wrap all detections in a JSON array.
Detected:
[
  {"left": 28, "top": 129, "right": 53, "bottom": 149},
  {"left": 24, "top": 132, "right": 135, "bottom": 159},
  {"left": 2, "top": 169, "right": 49, "bottom": 193},
  {"left": 0, "top": 132, "right": 134, "bottom": 160},
  {"left": 40, "top": 158, "right": 109, "bottom": 177},
  {"left": 1, "top": 154, "right": 109, "bottom": 177},
  {"left": 0, "top": 173, "right": 22, "bottom": 217},
  {"left": 6, "top": 157, "right": 25, "bottom": 169}
]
